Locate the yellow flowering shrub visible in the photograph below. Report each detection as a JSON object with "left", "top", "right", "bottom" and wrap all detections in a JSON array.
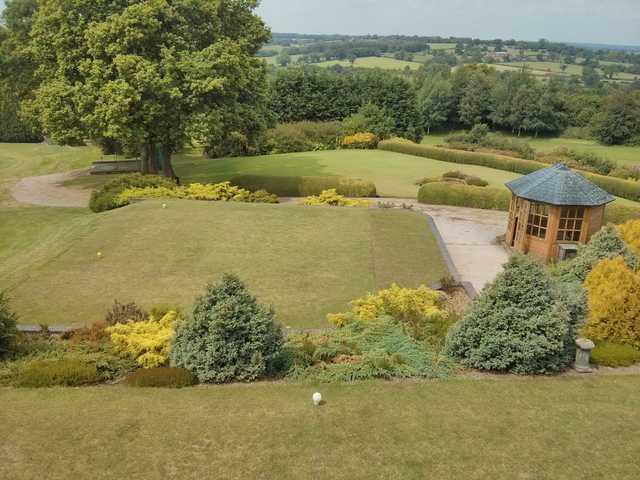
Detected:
[
  {"left": 107, "top": 311, "right": 181, "bottom": 368},
  {"left": 328, "top": 284, "right": 448, "bottom": 339},
  {"left": 115, "top": 182, "right": 278, "bottom": 205},
  {"left": 341, "top": 132, "right": 379, "bottom": 149},
  {"left": 302, "top": 189, "right": 369, "bottom": 208},
  {"left": 583, "top": 256, "right": 640, "bottom": 348},
  {"left": 618, "top": 220, "right": 640, "bottom": 256}
]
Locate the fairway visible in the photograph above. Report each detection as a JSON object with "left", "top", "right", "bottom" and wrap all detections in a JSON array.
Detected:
[
  {"left": 1, "top": 375, "right": 639, "bottom": 479},
  {"left": 0, "top": 200, "right": 448, "bottom": 328}
]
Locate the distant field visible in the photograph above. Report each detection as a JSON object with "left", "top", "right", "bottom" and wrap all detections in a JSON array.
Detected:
[
  {"left": 495, "top": 61, "right": 638, "bottom": 82},
  {"left": 428, "top": 43, "right": 456, "bottom": 51},
  {"left": 0, "top": 200, "right": 447, "bottom": 327},
  {"left": 315, "top": 56, "right": 422, "bottom": 70}
]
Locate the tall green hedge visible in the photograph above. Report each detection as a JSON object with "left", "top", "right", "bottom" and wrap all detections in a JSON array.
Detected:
[
  {"left": 230, "top": 175, "right": 377, "bottom": 198},
  {"left": 418, "top": 182, "right": 511, "bottom": 211},
  {"left": 379, "top": 139, "right": 640, "bottom": 203}
]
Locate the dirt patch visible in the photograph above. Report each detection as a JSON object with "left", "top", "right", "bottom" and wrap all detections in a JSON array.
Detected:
[{"left": 11, "top": 169, "right": 92, "bottom": 208}]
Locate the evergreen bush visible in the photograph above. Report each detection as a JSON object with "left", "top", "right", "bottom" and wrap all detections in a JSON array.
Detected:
[
  {"left": 170, "top": 275, "right": 284, "bottom": 383},
  {"left": 418, "top": 182, "right": 510, "bottom": 210},
  {"left": 90, "top": 174, "right": 175, "bottom": 212},
  {"left": 0, "top": 292, "right": 18, "bottom": 359},
  {"left": 445, "top": 255, "right": 577, "bottom": 374},
  {"left": 125, "top": 367, "right": 197, "bottom": 388}
]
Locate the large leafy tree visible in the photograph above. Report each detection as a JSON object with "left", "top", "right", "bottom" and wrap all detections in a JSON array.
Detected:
[{"left": 27, "top": 0, "right": 270, "bottom": 176}]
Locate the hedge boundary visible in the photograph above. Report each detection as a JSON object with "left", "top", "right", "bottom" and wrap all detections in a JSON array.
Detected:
[
  {"left": 230, "top": 175, "right": 377, "bottom": 198},
  {"left": 379, "top": 139, "right": 640, "bottom": 203}
]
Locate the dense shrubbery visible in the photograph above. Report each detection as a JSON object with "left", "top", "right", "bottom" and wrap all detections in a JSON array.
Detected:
[
  {"left": 230, "top": 175, "right": 376, "bottom": 198},
  {"left": 15, "top": 359, "right": 101, "bottom": 387},
  {"left": 591, "top": 341, "right": 640, "bottom": 367},
  {"left": 170, "top": 275, "right": 284, "bottom": 383},
  {"left": 379, "top": 138, "right": 542, "bottom": 175},
  {"left": 261, "top": 121, "right": 344, "bottom": 154},
  {"left": 619, "top": 220, "right": 640, "bottom": 255},
  {"left": 583, "top": 256, "right": 640, "bottom": 348},
  {"left": 445, "top": 125, "right": 536, "bottom": 160},
  {"left": 418, "top": 182, "right": 510, "bottom": 210},
  {"left": 0, "top": 293, "right": 18, "bottom": 359},
  {"left": 446, "top": 255, "right": 578, "bottom": 374},
  {"left": 610, "top": 165, "right": 640, "bottom": 182},
  {"left": 125, "top": 367, "right": 197, "bottom": 388},
  {"left": 90, "top": 174, "right": 176, "bottom": 213},
  {"left": 302, "top": 189, "right": 370, "bottom": 207},
  {"left": 107, "top": 311, "right": 182, "bottom": 368},
  {"left": 537, "top": 147, "right": 616, "bottom": 176},
  {"left": 286, "top": 317, "right": 452, "bottom": 382},
  {"left": 342, "top": 103, "right": 395, "bottom": 139},
  {"left": 327, "top": 284, "right": 448, "bottom": 342},
  {"left": 115, "top": 182, "right": 278, "bottom": 207},
  {"left": 555, "top": 225, "right": 638, "bottom": 283},
  {"left": 340, "top": 132, "right": 379, "bottom": 149}
]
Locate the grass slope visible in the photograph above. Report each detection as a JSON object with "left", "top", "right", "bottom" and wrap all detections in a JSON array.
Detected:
[
  {"left": 1, "top": 200, "right": 447, "bottom": 327},
  {"left": 1, "top": 376, "right": 639, "bottom": 479}
]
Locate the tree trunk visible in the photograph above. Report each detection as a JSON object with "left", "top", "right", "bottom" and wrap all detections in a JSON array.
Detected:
[{"left": 162, "top": 146, "right": 177, "bottom": 180}]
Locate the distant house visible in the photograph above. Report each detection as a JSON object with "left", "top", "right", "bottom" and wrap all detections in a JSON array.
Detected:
[{"left": 505, "top": 164, "right": 615, "bottom": 262}]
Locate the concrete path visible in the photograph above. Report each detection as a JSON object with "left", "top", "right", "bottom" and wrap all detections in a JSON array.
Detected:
[{"left": 11, "top": 169, "right": 91, "bottom": 208}]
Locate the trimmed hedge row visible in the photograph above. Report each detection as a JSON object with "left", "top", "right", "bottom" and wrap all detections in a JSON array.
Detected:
[
  {"left": 379, "top": 139, "right": 640, "bottom": 203},
  {"left": 417, "top": 181, "right": 640, "bottom": 223},
  {"left": 417, "top": 182, "right": 511, "bottom": 211},
  {"left": 230, "top": 175, "right": 377, "bottom": 198}
]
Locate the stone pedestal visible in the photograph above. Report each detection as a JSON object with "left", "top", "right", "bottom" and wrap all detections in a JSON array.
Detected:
[{"left": 575, "top": 338, "right": 595, "bottom": 373}]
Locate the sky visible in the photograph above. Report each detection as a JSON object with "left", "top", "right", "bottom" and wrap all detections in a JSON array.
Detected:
[{"left": 256, "top": 0, "right": 640, "bottom": 46}]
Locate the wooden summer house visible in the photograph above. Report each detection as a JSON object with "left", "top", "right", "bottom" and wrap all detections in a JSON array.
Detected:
[{"left": 505, "top": 164, "right": 615, "bottom": 262}]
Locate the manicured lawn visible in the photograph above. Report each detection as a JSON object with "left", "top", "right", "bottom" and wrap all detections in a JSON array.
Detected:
[
  {"left": 172, "top": 149, "right": 520, "bottom": 197},
  {"left": 316, "top": 56, "right": 423, "bottom": 70},
  {"left": 0, "top": 143, "right": 102, "bottom": 203},
  {"left": 1, "top": 376, "right": 639, "bottom": 479},
  {"left": 1, "top": 200, "right": 447, "bottom": 328}
]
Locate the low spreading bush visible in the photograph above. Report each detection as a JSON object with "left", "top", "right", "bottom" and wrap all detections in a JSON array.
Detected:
[
  {"left": 418, "top": 182, "right": 510, "bottom": 211},
  {"left": 340, "top": 132, "right": 379, "bottom": 149},
  {"left": 90, "top": 174, "right": 175, "bottom": 213},
  {"left": 0, "top": 292, "right": 18, "bottom": 359},
  {"left": 286, "top": 317, "right": 452, "bottom": 382},
  {"left": 15, "top": 359, "right": 101, "bottom": 387},
  {"left": 170, "top": 274, "right": 284, "bottom": 383},
  {"left": 446, "top": 255, "right": 578, "bottom": 374},
  {"left": 441, "top": 171, "right": 488, "bottom": 187},
  {"left": 618, "top": 219, "right": 640, "bottom": 255},
  {"left": 555, "top": 225, "right": 638, "bottom": 283},
  {"left": 230, "top": 175, "right": 376, "bottom": 197},
  {"left": 124, "top": 367, "right": 197, "bottom": 388},
  {"left": 302, "top": 189, "right": 370, "bottom": 207},
  {"left": 107, "top": 311, "right": 181, "bottom": 368},
  {"left": 380, "top": 139, "right": 640, "bottom": 203},
  {"left": 583, "top": 256, "right": 640, "bottom": 348},
  {"left": 261, "top": 121, "right": 344, "bottom": 154},
  {"left": 104, "top": 300, "right": 148, "bottom": 326},
  {"left": 327, "top": 284, "right": 448, "bottom": 341},
  {"left": 115, "top": 182, "right": 278, "bottom": 206},
  {"left": 591, "top": 341, "right": 640, "bottom": 367}
]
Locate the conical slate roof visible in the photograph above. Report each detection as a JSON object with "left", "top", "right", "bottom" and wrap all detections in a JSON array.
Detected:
[{"left": 505, "top": 164, "right": 615, "bottom": 206}]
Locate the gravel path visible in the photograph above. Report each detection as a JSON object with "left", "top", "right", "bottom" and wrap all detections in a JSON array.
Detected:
[{"left": 11, "top": 169, "right": 91, "bottom": 208}]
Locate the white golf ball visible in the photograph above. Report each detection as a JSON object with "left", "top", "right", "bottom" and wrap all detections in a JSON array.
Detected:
[{"left": 312, "top": 392, "right": 322, "bottom": 406}]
